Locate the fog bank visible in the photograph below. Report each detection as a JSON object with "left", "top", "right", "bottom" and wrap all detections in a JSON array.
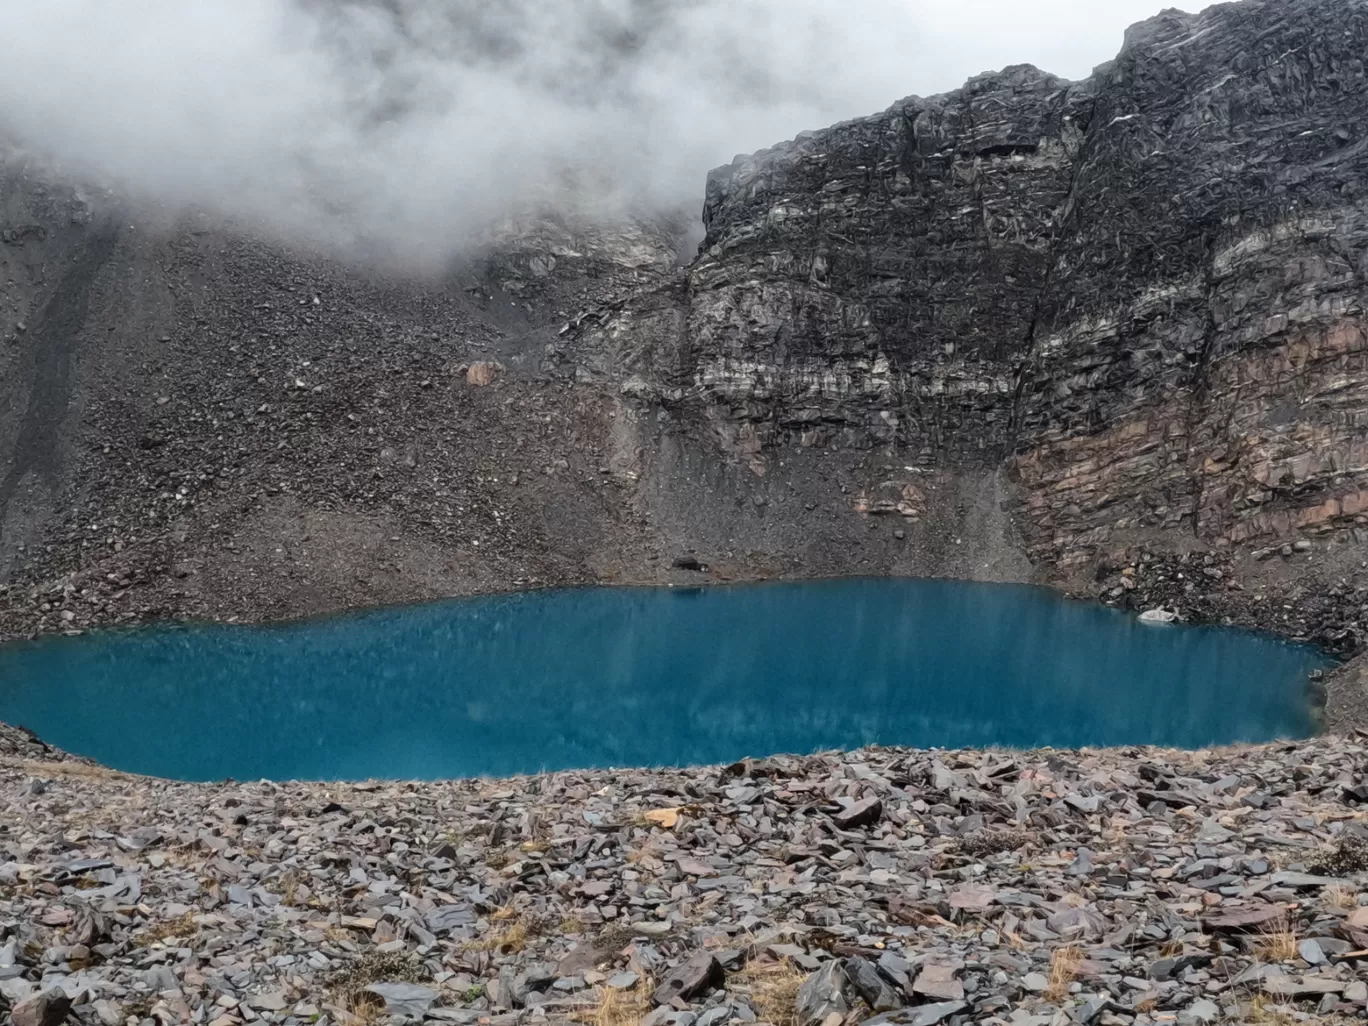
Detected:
[{"left": 0, "top": 0, "right": 1199, "bottom": 265}]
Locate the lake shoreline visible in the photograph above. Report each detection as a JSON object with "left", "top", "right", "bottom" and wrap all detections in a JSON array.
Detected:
[{"left": 0, "top": 579, "right": 1335, "bottom": 781}]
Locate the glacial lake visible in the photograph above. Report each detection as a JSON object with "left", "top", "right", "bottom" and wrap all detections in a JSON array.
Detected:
[{"left": 0, "top": 579, "right": 1332, "bottom": 781}]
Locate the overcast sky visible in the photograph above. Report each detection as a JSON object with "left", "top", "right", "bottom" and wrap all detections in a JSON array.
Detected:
[
  {"left": 908, "top": 0, "right": 1203, "bottom": 90},
  {"left": 0, "top": 0, "right": 1209, "bottom": 264}
]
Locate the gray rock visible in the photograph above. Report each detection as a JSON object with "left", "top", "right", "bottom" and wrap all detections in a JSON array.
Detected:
[
  {"left": 1297, "top": 939, "right": 1326, "bottom": 966},
  {"left": 248, "top": 992, "right": 288, "bottom": 1011},
  {"left": 1064, "top": 795, "right": 1100, "bottom": 814},
  {"left": 512, "top": 963, "right": 557, "bottom": 1004},
  {"left": 425, "top": 906, "right": 477, "bottom": 934},
  {"left": 642, "top": 1010, "right": 696, "bottom": 1026},
  {"left": 632, "top": 921, "right": 673, "bottom": 937},
  {"left": 831, "top": 797, "right": 882, "bottom": 831},
  {"left": 1201, "top": 904, "right": 1287, "bottom": 934},
  {"left": 1021, "top": 972, "right": 1048, "bottom": 993},
  {"left": 1067, "top": 847, "right": 1095, "bottom": 876},
  {"left": 843, "top": 958, "right": 900, "bottom": 1012},
  {"left": 1077, "top": 998, "right": 1127, "bottom": 1024},
  {"left": 364, "top": 983, "right": 439, "bottom": 1020},
  {"left": 652, "top": 954, "right": 724, "bottom": 1007},
  {"left": 142, "top": 966, "right": 178, "bottom": 993},
  {"left": 795, "top": 961, "right": 850, "bottom": 1026},
  {"left": 11, "top": 988, "right": 74, "bottom": 1026},
  {"left": 859, "top": 1001, "right": 967, "bottom": 1026},
  {"left": 875, "top": 952, "right": 911, "bottom": 992},
  {"left": 1259, "top": 974, "right": 1344, "bottom": 999},
  {"left": 911, "top": 959, "right": 964, "bottom": 1003},
  {"left": 1269, "top": 871, "right": 1344, "bottom": 889},
  {"left": 1178, "top": 999, "right": 1219, "bottom": 1026},
  {"left": 0, "top": 979, "right": 35, "bottom": 1006},
  {"left": 426, "top": 1011, "right": 482, "bottom": 1024},
  {"left": 1149, "top": 954, "right": 1212, "bottom": 981}
]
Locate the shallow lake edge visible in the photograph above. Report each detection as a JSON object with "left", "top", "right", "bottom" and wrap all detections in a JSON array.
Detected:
[{"left": 0, "top": 575, "right": 1350, "bottom": 783}]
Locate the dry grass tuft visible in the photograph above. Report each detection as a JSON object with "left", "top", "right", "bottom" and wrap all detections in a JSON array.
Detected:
[
  {"left": 1045, "top": 946, "right": 1082, "bottom": 1004},
  {"left": 18, "top": 759, "right": 127, "bottom": 781},
  {"left": 132, "top": 911, "right": 198, "bottom": 948},
  {"left": 339, "top": 992, "right": 387, "bottom": 1026},
  {"left": 572, "top": 976, "right": 654, "bottom": 1026},
  {"left": 269, "top": 870, "right": 301, "bottom": 907},
  {"left": 734, "top": 960, "right": 805, "bottom": 1026},
  {"left": 466, "top": 915, "right": 533, "bottom": 954},
  {"left": 1323, "top": 883, "right": 1360, "bottom": 911},
  {"left": 1242, "top": 994, "right": 1298, "bottom": 1025},
  {"left": 1254, "top": 922, "right": 1298, "bottom": 963}
]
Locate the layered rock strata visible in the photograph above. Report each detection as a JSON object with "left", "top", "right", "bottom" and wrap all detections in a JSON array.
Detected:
[{"left": 571, "top": 0, "right": 1368, "bottom": 572}]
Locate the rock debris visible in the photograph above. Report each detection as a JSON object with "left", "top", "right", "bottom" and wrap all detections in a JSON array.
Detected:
[{"left": 7, "top": 736, "right": 1368, "bottom": 1026}]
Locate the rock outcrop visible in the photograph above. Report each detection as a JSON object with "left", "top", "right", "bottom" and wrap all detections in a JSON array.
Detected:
[
  {"left": 3, "top": 0, "right": 1368, "bottom": 682},
  {"left": 571, "top": 0, "right": 1368, "bottom": 573}
]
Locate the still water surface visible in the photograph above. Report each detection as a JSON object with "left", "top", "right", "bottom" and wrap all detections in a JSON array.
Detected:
[{"left": 0, "top": 579, "right": 1331, "bottom": 781}]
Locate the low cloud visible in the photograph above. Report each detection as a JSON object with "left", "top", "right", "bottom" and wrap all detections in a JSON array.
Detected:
[{"left": 0, "top": 0, "right": 1194, "bottom": 266}]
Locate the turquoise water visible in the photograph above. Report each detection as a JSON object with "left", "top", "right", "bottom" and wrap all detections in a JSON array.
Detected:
[{"left": 0, "top": 579, "right": 1330, "bottom": 781}]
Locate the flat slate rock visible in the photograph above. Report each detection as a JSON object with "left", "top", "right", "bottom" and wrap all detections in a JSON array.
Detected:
[
  {"left": 831, "top": 797, "right": 883, "bottom": 830},
  {"left": 861, "top": 1000, "right": 967, "bottom": 1026},
  {"left": 364, "top": 983, "right": 439, "bottom": 1019},
  {"left": 652, "top": 954, "right": 724, "bottom": 1006},
  {"left": 1201, "top": 904, "right": 1288, "bottom": 934}
]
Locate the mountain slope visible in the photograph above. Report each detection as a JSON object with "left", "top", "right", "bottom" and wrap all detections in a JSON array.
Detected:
[{"left": 3, "top": 0, "right": 1368, "bottom": 695}]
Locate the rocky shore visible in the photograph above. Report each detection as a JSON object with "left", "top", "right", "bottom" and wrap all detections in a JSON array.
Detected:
[{"left": 8, "top": 731, "right": 1368, "bottom": 1026}]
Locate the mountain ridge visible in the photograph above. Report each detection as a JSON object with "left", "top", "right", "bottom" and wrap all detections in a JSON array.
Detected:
[{"left": 3, "top": 0, "right": 1368, "bottom": 719}]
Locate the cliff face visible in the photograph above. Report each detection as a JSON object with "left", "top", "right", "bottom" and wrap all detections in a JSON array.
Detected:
[
  {"left": 3, "top": 0, "right": 1368, "bottom": 672},
  {"left": 575, "top": 0, "right": 1368, "bottom": 573}
]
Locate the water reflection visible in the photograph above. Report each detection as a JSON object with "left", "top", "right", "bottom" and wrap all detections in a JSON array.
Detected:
[{"left": 0, "top": 579, "right": 1330, "bottom": 781}]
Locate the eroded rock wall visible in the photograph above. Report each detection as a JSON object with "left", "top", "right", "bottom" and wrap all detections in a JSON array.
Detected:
[
  {"left": 5, "top": 0, "right": 1368, "bottom": 669},
  {"left": 575, "top": 0, "right": 1368, "bottom": 573}
]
